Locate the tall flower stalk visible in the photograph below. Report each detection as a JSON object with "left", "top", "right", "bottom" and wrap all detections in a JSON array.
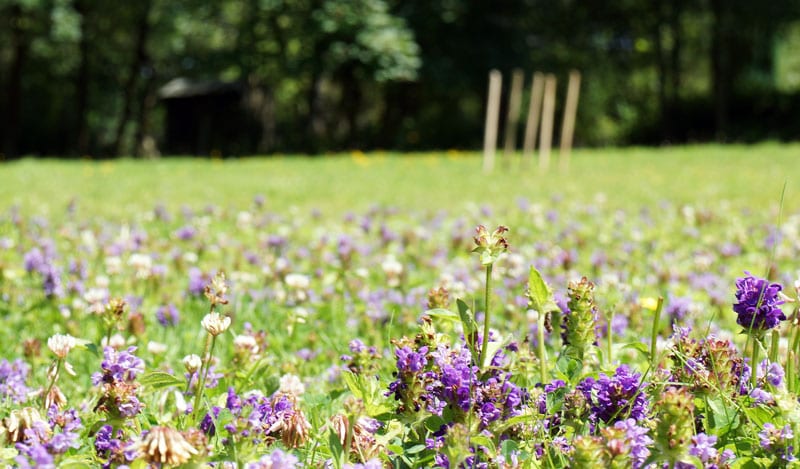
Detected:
[
  {"left": 192, "top": 272, "right": 231, "bottom": 420},
  {"left": 472, "top": 225, "right": 508, "bottom": 369}
]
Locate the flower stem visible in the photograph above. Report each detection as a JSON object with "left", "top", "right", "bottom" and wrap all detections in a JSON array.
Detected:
[
  {"left": 42, "top": 358, "right": 62, "bottom": 410},
  {"left": 751, "top": 336, "right": 761, "bottom": 389},
  {"left": 193, "top": 333, "right": 215, "bottom": 420},
  {"left": 479, "top": 264, "right": 493, "bottom": 369},
  {"left": 537, "top": 309, "right": 547, "bottom": 384},
  {"left": 650, "top": 297, "right": 664, "bottom": 369}
]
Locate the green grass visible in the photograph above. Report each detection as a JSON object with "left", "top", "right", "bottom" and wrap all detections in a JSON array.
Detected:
[{"left": 2, "top": 143, "right": 797, "bottom": 218}]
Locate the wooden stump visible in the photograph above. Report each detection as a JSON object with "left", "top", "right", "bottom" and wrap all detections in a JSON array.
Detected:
[{"left": 482, "top": 70, "right": 503, "bottom": 173}]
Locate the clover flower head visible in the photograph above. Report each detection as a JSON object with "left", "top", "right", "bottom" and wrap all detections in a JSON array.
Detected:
[{"left": 202, "top": 312, "right": 231, "bottom": 336}]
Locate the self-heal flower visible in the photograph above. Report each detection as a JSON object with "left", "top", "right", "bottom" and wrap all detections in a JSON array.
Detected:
[
  {"left": 733, "top": 272, "right": 786, "bottom": 331},
  {"left": 472, "top": 225, "right": 509, "bottom": 266}
]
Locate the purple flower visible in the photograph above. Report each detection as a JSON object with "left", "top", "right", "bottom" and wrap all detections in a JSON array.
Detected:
[
  {"left": 614, "top": 419, "right": 652, "bottom": 469},
  {"left": 688, "top": 433, "right": 718, "bottom": 463},
  {"left": 155, "top": 304, "right": 180, "bottom": 327},
  {"left": 396, "top": 346, "right": 428, "bottom": 373},
  {"left": 577, "top": 365, "right": 649, "bottom": 426},
  {"left": 246, "top": 449, "right": 299, "bottom": 468},
  {"left": 92, "top": 347, "right": 145, "bottom": 385},
  {"left": 733, "top": 272, "right": 786, "bottom": 331},
  {"left": 0, "top": 359, "right": 31, "bottom": 403},
  {"left": 758, "top": 423, "right": 795, "bottom": 461}
]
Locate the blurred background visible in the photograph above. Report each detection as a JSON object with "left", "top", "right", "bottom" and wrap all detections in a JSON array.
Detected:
[{"left": 1, "top": 0, "right": 799, "bottom": 158}]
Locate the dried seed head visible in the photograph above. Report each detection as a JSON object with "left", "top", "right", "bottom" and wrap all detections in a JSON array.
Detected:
[
  {"left": 140, "top": 426, "right": 199, "bottom": 466},
  {"left": 44, "top": 385, "right": 67, "bottom": 410},
  {"left": 1, "top": 407, "right": 45, "bottom": 443},
  {"left": 201, "top": 312, "right": 231, "bottom": 337},
  {"left": 204, "top": 271, "right": 229, "bottom": 306},
  {"left": 281, "top": 406, "right": 311, "bottom": 449}
]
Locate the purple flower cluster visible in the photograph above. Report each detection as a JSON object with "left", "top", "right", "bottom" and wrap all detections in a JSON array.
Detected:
[
  {"left": 758, "top": 423, "right": 795, "bottom": 462},
  {"left": 680, "top": 433, "right": 734, "bottom": 469},
  {"left": 245, "top": 448, "right": 299, "bottom": 468},
  {"left": 388, "top": 341, "right": 528, "bottom": 432},
  {"left": 155, "top": 303, "right": 180, "bottom": 327},
  {"left": 23, "top": 242, "right": 64, "bottom": 299},
  {"left": 201, "top": 387, "right": 308, "bottom": 449},
  {"left": 0, "top": 358, "right": 31, "bottom": 403},
  {"left": 15, "top": 407, "right": 82, "bottom": 469},
  {"left": 733, "top": 272, "right": 786, "bottom": 331},
  {"left": 94, "top": 424, "right": 139, "bottom": 468},
  {"left": 92, "top": 346, "right": 145, "bottom": 418},
  {"left": 613, "top": 419, "right": 653, "bottom": 469},
  {"left": 577, "top": 365, "right": 649, "bottom": 426}
]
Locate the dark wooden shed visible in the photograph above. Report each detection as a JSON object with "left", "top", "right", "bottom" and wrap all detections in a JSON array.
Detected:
[{"left": 159, "top": 78, "right": 262, "bottom": 156}]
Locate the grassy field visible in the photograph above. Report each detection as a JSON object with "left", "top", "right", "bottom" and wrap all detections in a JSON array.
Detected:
[
  {"left": 1, "top": 144, "right": 800, "bottom": 467},
  {"left": 2, "top": 143, "right": 798, "bottom": 218}
]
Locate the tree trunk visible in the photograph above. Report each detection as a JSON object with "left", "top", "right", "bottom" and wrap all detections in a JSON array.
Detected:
[
  {"left": 112, "top": 0, "right": 152, "bottom": 156},
  {"left": 652, "top": 0, "right": 670, "bottom": 141},
  {"left": 710, "top": 0, "right": 730, "bottom": 141},
  {"left": 4, "top": 4, "right": 28, "bottom": 158},
  {"left": 74, "top": 0, "right": 91, "bottom": 156},
  {"left": 133, "top": 71, "right": 158, "bottom": 158}
]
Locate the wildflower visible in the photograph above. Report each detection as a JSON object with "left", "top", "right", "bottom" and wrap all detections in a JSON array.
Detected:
[
  {"left": 653, "top": 387, "right": 694, "bottom": 464},
  {"left": 564, "top": 277, "right": 599, "bottom": 358},
  {"left": 279, "top": 374, "right": 305, "bottom": 397},
  {"left": 472, "top": 225, "right": 509, "bottom": 266},
  {"left": 246, "top": 449, "right": 299, "bottom": 468},
  {"left": 183, "top": 354, "right": 202, "bottom": 374},
  {"left": 577, "top": 365, "right": 648, "bottom": 426},
  {"left": 0, "top": 359, "right": 31, "bottom": 403},
  {"left": 47, "top": 334, "right": 76, "bottom": 360},
  {"left": 733, "top": 272, "right": 786, "bottom": 331},
  {"left": 155, "top": 304, "right": 180, "bottom": 327},
  {"left": 201, "top": 312, "right": 231, "bottom": 336},
  {"left": 758, "top": 423, "right": 795, "bottom": 462},
  {"left": 140, "top": 426, "right": 199, "bottom": 466},
  {"left": 1, "top": 407, "right": 45, "bottom": 443},
  {"left": 204, "top": 271, "right": 229, "bottom": 306}
]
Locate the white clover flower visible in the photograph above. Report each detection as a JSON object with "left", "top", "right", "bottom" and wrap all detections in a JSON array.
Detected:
[
  {"left": 201, "top": 312, "right": 231, "bottom": 337},
  {"left": 105, "top": 256, "right": 122, "bottom": 275},
  {"left": 279, "top": 374, "right": 305, "bottom": 396},
  {"left": 183, "top": 354, "right": 202, "bottom": 373},
  {"left": 147, "top": 341, "right": 168, "bottom": 355},
  {"left": 285, "top": 273, "right": 310, "bottom": 290},
  {"left": 47, "top": 334, "right": 76, "bottom": 359},
  {"left": 101, "top": 333, "right": 127, "bottom": 350},
  {"left": 128, "top": 253, "right": 153, "bottom": 279},
  {"left": 233, "top": 334, "right": 259, "bottom": 354}
]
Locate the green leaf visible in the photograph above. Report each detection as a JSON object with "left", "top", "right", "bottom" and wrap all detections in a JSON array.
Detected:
[
  {"left": 622, "top": 341, "right": 651, "bottom": 361},
  {"left": 426, "top": 308, "right": 460, "bottom": 324},
  {"left": 470, "top": 434, "right": 496, "bottom": 455},
  {"left": 139, "top": 371, "right": 185, "bottom": 389},
  {"left": 341, "top": 370, "right": 364, "bottom": 400},
  {"left": 456, "top": 299, "right": 477, "bottom": 335},
  {"left": 705, "top": 396, "right": 739, "bottom": 435},
  {"left": 58, "top": 457, "right": 96, "bottom": 469},
  {"left": 527, "top": 266, "right": 557, "bottom": 314}
]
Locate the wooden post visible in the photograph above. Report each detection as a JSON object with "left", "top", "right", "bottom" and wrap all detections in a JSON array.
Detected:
[
  {"left": 502, "top": 68, "right": 525, "bottom": 163},
  {"left": 538, "top": 74, "right": 557, "bottom": 171},
  {"left": 483, "top": 70, "right": 503, "bottom": 172},
  {"left": 559, "top": 70, "right": 581, "bottom": 171},
  {"left": 522, "top": 72, "right": 544, "bottom": 165}
]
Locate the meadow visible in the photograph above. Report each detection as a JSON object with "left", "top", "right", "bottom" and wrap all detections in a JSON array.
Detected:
[{"left": 0, "top": 144, "right": 799, "bottom": 468}]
